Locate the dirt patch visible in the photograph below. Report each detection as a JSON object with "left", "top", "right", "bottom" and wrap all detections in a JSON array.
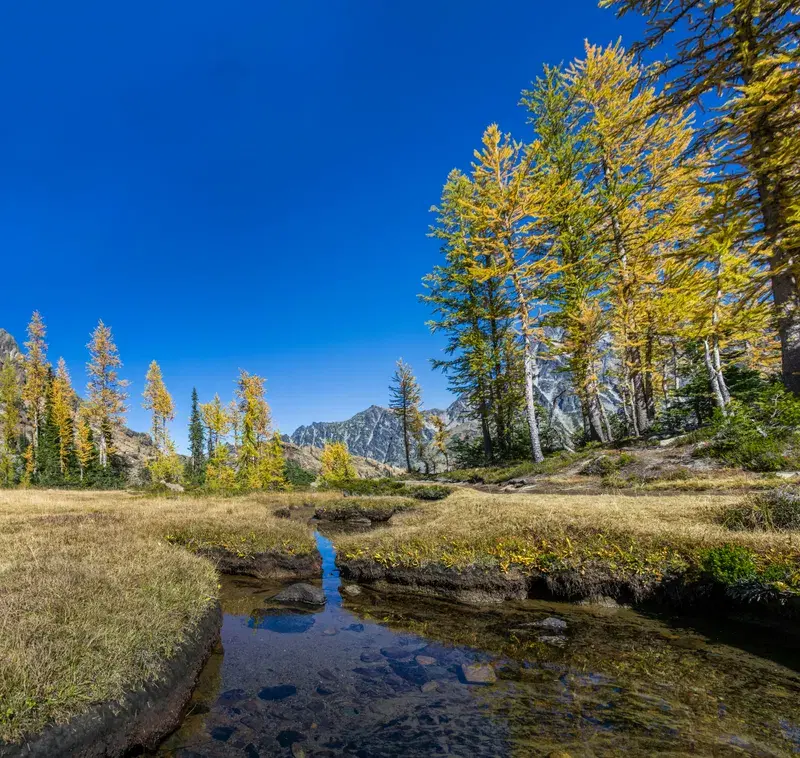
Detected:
[
  {"left": 198, "top": 547, "right": 322, "bottom": 580},
  {"left": 0, "top": 601, "right": 222, "bottom": 758}
]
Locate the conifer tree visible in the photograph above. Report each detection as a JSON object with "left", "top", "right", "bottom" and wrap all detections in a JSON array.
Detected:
[
  {"left": 36, "top": 370, "right": 63, "bottom": 486},
  {"left": 431, "top": 414, "right": 451, "bottom": 471},
  {"left": 201, "top": 394, "right": 230, "bottom": 458},
  {"left": 389, "top": 359, "right": 423, "bottom": 473},
  {"left": 142, "top": 360, "right": 181, "bottom": 483},
  {"left": 0, "top": 360, "right": 21, "bottom": 485},
  {"left": 424, "top": 170, "right": 522, "bottom": 462},
  {"left": 85, "top": 321, "right": 128, "bottom": 468},
  {"left": 51, "top": 358, "right": 77, "bottom": 478},
  {"left": 320, "top": 441, "right": 358, "bottom": 484},
  {"left": 22, "top": 311, "right": 49, "bottom": 465},
  {"left": 74, "top": 406, "right": 95, "bottom": 483},
  {"left": 187, "top": 387, "right": 205, "bottom": 482},
  {"left": 260, "top": 431, "right": 287, "bottom": 490},
  {"left": 602, "top": 0, "right": 800, "bottom": 393},
  {"left": 469, "top": 125, "right": 546, "bottom": 462}
]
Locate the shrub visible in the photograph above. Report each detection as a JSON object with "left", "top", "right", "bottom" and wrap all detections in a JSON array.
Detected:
[
  {"left": 284, "top": 460, "right": 316, "bottom": 487},
  {"left": 701, "top": 544, "right": 758, "bottom": 585},
  {"left": 720, "top": 488, "right": 800, "bottom": 532},
  {"left": 581, "top": 453, "right": 635, "bottom": 477},
  {"left": 706, "top": 385, "right": 800, "bottom": 471}
]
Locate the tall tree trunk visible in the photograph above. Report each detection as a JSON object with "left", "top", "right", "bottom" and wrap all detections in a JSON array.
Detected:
[
  {"left": 522, "top": 332, "right": 545, "bottom": 463},
  {"left": 402, "top": 408, "right": 411, "bottom": 473},
  {"left": 704, "top": 338, "right": 728, "bottom": 415},
  {"left": 735, "top": 9, "right": 800, "bottom": 394}
]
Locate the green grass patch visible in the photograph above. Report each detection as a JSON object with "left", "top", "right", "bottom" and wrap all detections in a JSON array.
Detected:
[{"left": 314, "top": 496, "right": 414, "bottom": 522}]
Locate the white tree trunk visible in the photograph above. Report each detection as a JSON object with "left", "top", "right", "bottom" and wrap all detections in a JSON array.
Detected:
[{"left": 522, "top": 333, "right": 544, "bottom": 463}]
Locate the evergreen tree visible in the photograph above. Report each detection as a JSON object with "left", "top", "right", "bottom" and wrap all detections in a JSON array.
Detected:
[
  {"left": 431, "top": 414, "right": 451, "bottom": 471},
  {"left": 36, "top": 370, "right": 63, "bottom": 486},
  {"left": 187, "top": 387, "right": 206, "bottom": 483},
  {"left": 74, "top": 406, "right": 96, "bottom": 484},
  {"left": 389, "top": 359, "right": 423, "bottom": 472},
  {"left": 235, "top": 370, "right": 284, "bottom": 489},
  {"left": 200, "top": 394, "right": 230, "bottom": 458},
  {"left": 85, "top": 321, "right": 129, "bottom": 468}
]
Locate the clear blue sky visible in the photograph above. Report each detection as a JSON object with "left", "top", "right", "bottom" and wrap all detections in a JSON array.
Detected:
[{"left": 0, "top": 0, "right": 641, "bottom": 449}]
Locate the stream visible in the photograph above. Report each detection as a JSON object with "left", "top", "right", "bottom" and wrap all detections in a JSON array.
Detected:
[{"left": 154, "top": 530, "right": 800, "bottom": 757}]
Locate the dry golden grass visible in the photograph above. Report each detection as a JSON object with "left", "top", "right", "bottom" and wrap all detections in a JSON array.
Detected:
[
  {"left": 0, "top": 488, "right": 336, "bottom": 743},
  {"left": 336, "top": 487, "right": 800, "bottom": 574}
]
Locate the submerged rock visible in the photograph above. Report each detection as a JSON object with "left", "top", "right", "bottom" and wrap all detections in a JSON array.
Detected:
[
  {"left": 532, "top": 617, "right": 568, "bottom": 630},
  {"left": 272, "top": 583, "right": 325, "bottom": 606},
  {"left": 415, "top": 655, "right": 436, "bottom": 666},
  {"left": 538, "top": 634, "right": 568, "bottom": 647},
  {"left": 257, "top": 684, "right": 297, "bottom": 701},
  {"left": 342, "top": 584, "right": 362, "bottom": 596},
  {"left": 459, "top": 663, "right": 496, "bottom": 684}
]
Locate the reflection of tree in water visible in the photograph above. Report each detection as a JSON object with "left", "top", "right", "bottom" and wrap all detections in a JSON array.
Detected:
[{"left": 346, "top": 591, "right": 800, "bottom": 756}]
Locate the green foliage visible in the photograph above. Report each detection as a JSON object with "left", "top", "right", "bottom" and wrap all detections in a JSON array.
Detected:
[
  {"left": 314, "top": 496, "right": 414, "bottom": 522},
  {"left": 402, "top": 484, "right": 452, "bottom": 501},
  {"left": 706, "top": 384, "right": 800, "bottom": 471},
  {"left": 187, "top": 387, "right": 205, "bottom": 484},
  {"left": 580, "top": 453, "right": 636, "bottom": 477},
  {"left": 284, "top": 460, "right": 315, "bottom": 487},
  {"left": 701, "top": 545, "right": 758, "bottom": 586},
  {"left": 720, "top": 489, "right": 800, "bottom": 532}
]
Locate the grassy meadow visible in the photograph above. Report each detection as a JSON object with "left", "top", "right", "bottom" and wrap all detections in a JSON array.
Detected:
[
  {"left": 2, "top": 482, "right": 799, "bottom": 744},
  {"left": 0, "top": 488, "right": 334, "bottom": 743}
]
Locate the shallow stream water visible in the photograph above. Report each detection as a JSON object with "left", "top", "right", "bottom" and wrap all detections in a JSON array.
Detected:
[{"left": 154, "top": 531, "right": 800, "bottom": 757}]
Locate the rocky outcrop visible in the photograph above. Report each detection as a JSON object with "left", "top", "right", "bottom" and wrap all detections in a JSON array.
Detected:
[{"left": 289, "top": 398, "right": 474, "bottom": 469}]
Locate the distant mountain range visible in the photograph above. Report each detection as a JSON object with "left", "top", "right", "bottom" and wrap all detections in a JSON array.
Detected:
[{"left": 288, "top": 398, "right": 475, "bottom": 469}]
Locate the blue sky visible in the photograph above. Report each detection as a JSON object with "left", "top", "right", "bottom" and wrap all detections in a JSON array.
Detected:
[{"left": 0, "top": 0, "right": 641, "bottom": 448}]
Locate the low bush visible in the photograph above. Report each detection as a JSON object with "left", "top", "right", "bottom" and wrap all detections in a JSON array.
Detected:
[
  {"left": 701, "top": 544, "right": 758, "bottom": 585},
  {"left": 402, "top": 484, "right": 452, "bottom": 501},
  {"left": 581, "top": 453, "right": 636, "bottom": 477},
  {"left": 706, "top": 385, "right": 800, "bottom": 471},
  {"left": 720, "top": 488, "right": 800, "bottom": 532}
]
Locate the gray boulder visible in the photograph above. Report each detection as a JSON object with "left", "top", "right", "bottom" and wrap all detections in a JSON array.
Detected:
[{"left": 272, "top": 583, "right": 325, "bottom": 606}]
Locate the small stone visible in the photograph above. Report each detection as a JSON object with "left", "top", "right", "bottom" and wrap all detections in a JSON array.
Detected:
[
  {"left": 163, "top": 481, "right": 185, "bottom": 492},
  {"left": 257, "top": 684, "right": 297, "bottom": 701},
  {"left": 532, "top": 617, "right": 567, "bottom": 631},
  {"left": 538, "top": 635, "right": 567, "bottom": 647},
  {"left": 344, "top": 623, "right": 365, "bottom": 632},
  {"left": 291, "top": 746, "right": 306, "bottom": 758},
  {"left": 578, "top": 595, "right": 620, "bottom": 608},
  {"left": 272, "top": 583, "right": 325, "bottom": 606},
  {"left": 459, "top": 663, "right": 496, "bottom": 684},
  {"left": 342, "top": 584, "right": 362, "bottom": 596},
  {"left": 277, "top": 729, "right": 306, "bottom": 748},
  {"left": 421, "top": 680, "right": 440, "bottom": 693},
  {"left": 360, "top": 651, "right": 383, "bottom": 663},
  {"left": 323, "top": 627, "right": 338, "bottom": 636},
  {"left": 415, "top": 655, "right": 436, "bottom": 666},
  {"left": 210, "top": 725, "right": 235, "bottom": 741}
]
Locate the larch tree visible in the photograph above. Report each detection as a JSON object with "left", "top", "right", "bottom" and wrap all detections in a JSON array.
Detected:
[
  {"left": 521, "top": 65, "right": 612, "bottom": 443},
  {"left": 142, "top": 360, "right": 181, "bottom": 483},
  {"left": 469, "top": 125, "right": 547, "bottom": 462},
  {"left": 602, "top": 0, "right": 800, "bottom": 394},
  {"left": 431, "top": 413, "right": 451, "bottom": 471},
  {"left": 320, "top": 441, "right": 358, "bottom": 484},
  {"left": 0, "top": 359, "right": 21, "bottom": 485},
  {"left": 187, "top": 387, "right": 206, "bottom": 482},
  {"left": 74, "top": 406, "right": 95, "bottom": 483},
  {"left": 85, "top": 320, "right": 129, "bottom": 468},
  {"left": 201, "top": 394, "right": 230, "bottom": 458},
  {"left": 235, "top": 370, "right": 284, "bottom": 489},
  {"left": 568, "top": 42, "right": 704, "bottom": 436},
  {"left": 22, "top": 311, "right": 49, "bottom": 465},
  {"left": 423, "top": 169, "right": 522, "bottom": 462},
  {"left": 51, "top": 357, "right": 77, "bottom": 477},
  {"left": 389, "top": 359, "right": 423, "bottom": 473}
]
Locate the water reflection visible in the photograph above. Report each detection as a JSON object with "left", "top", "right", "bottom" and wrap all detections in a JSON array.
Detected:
[{"left": 155, "top": 532, "right": 800, "bottom": 757}]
